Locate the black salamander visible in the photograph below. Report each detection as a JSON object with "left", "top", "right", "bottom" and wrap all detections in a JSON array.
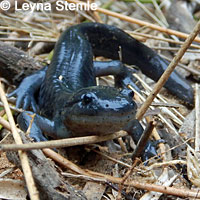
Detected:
[{"left": 8, "top": 23, "right": 194, "bottom": 161}]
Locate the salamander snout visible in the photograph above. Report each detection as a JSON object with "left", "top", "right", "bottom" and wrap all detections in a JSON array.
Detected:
[
  {"left": 79, "top": 88, "right": 136, "bottom": 113},
  {"left": 64, "top": 86, "right": 137, "bottom": 135}
]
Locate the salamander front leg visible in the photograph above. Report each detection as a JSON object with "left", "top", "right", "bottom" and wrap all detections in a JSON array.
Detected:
[
  {"left": 8, "top": 66, "right": 47, "bottom": 112},
  {"left": 17, "top": 111, "right": 55, "bottom": 142},
  {"left": 18, "top": 111, "right": 72, "bottom": 142}
]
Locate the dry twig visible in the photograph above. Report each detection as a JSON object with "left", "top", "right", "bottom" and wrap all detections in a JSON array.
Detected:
[
  {"left": 0, "top": 82, "right": 39, "bottom": 200},
  {"left": 88, "top": 147, "right": 131, "bottom": 168},
  {"left": 132, "top": 120, "right": 157, "bottom": 160},
  {"left": 0, "top": 130, "right": 128, "bottom": 151}
]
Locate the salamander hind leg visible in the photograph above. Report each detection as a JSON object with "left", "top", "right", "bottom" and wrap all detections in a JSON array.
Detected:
[
  {"left": 125, "top": 119, "right": 160, "bottom": 161},
  {"left": 94, "top": 60, "right": 141, "bottom": 92}
]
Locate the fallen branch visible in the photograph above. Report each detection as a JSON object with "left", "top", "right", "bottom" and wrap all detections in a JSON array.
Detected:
[{"left": 0, "top": 41, "right": 42, "bottom": 85}]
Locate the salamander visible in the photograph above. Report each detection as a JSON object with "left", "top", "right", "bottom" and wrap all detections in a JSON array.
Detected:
[{"left": 8, "top": 23, "right": 194, "bottom": 161}]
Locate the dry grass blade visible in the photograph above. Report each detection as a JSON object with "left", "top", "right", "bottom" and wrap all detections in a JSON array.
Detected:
[
  {"left": 88, "top": 148, "right": 131, "bottom": 168},
  {"left": 135, "top": 0, "right": 166, "bottom": 27},
  {"left": 66, "top": 0, "right": 200, "bottom": 42},
  {"left": 128, "top": 31, "right": 200, "bottom": 49},
  {"left": 195, "top": 84, "right": 200, "bottom": 152},
  {"left": 147, "top": 160, "right": 186, "bottom": 171},
  {"left": 0, "top": 82, "right": 39, "bottom": 200},
  {"left": 0, "top": 37, "right": 56, "bottom": 42},
  {"left": 133, "top": 74, "right": 184, "bottom": 124},
  {"left": 0, "top": 14, "right": 55, "bottom": 36},
  {"left": 161, "top": 54, "right": 200, "bottom": 76},
  {"left": 152, "top": 0, "right": 168, "bottom": 27},
  {"left": 129, "top": 84, "right": 180, "bottom": 134},
  {"left": 151, "top": 46, "right": 200, "bottom": 53},
  {"left": 135, "top": 0, "right": 165, "bottom": 27},
  {"left": 187, "top": 146, "right": 200, "bottom": 187}
]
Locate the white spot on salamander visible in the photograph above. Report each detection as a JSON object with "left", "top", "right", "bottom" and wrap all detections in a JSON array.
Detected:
[{"left": 59, "top": 75, "right": 63, "bottom": 81}]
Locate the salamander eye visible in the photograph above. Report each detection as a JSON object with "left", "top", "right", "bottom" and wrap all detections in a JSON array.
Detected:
[
  {"left": 81, "top": 93, "right": 93, "bottom": 105},
  {"left": 120, "top": 89, "right": 134, "bottom": 98}
]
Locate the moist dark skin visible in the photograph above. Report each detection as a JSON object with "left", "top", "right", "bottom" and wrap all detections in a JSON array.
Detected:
[{"left": 9, "top": 23, "right": 194, "bottom": 161}]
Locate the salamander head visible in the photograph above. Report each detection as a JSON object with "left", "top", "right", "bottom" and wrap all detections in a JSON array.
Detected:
[{"left": 62, "top": 86, "right": 137, "bottom": 135}]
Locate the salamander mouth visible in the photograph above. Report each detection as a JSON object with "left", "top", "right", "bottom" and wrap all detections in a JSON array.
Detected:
[{"left": 65, "top": 109, "right": 136, "bottom": 135}]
